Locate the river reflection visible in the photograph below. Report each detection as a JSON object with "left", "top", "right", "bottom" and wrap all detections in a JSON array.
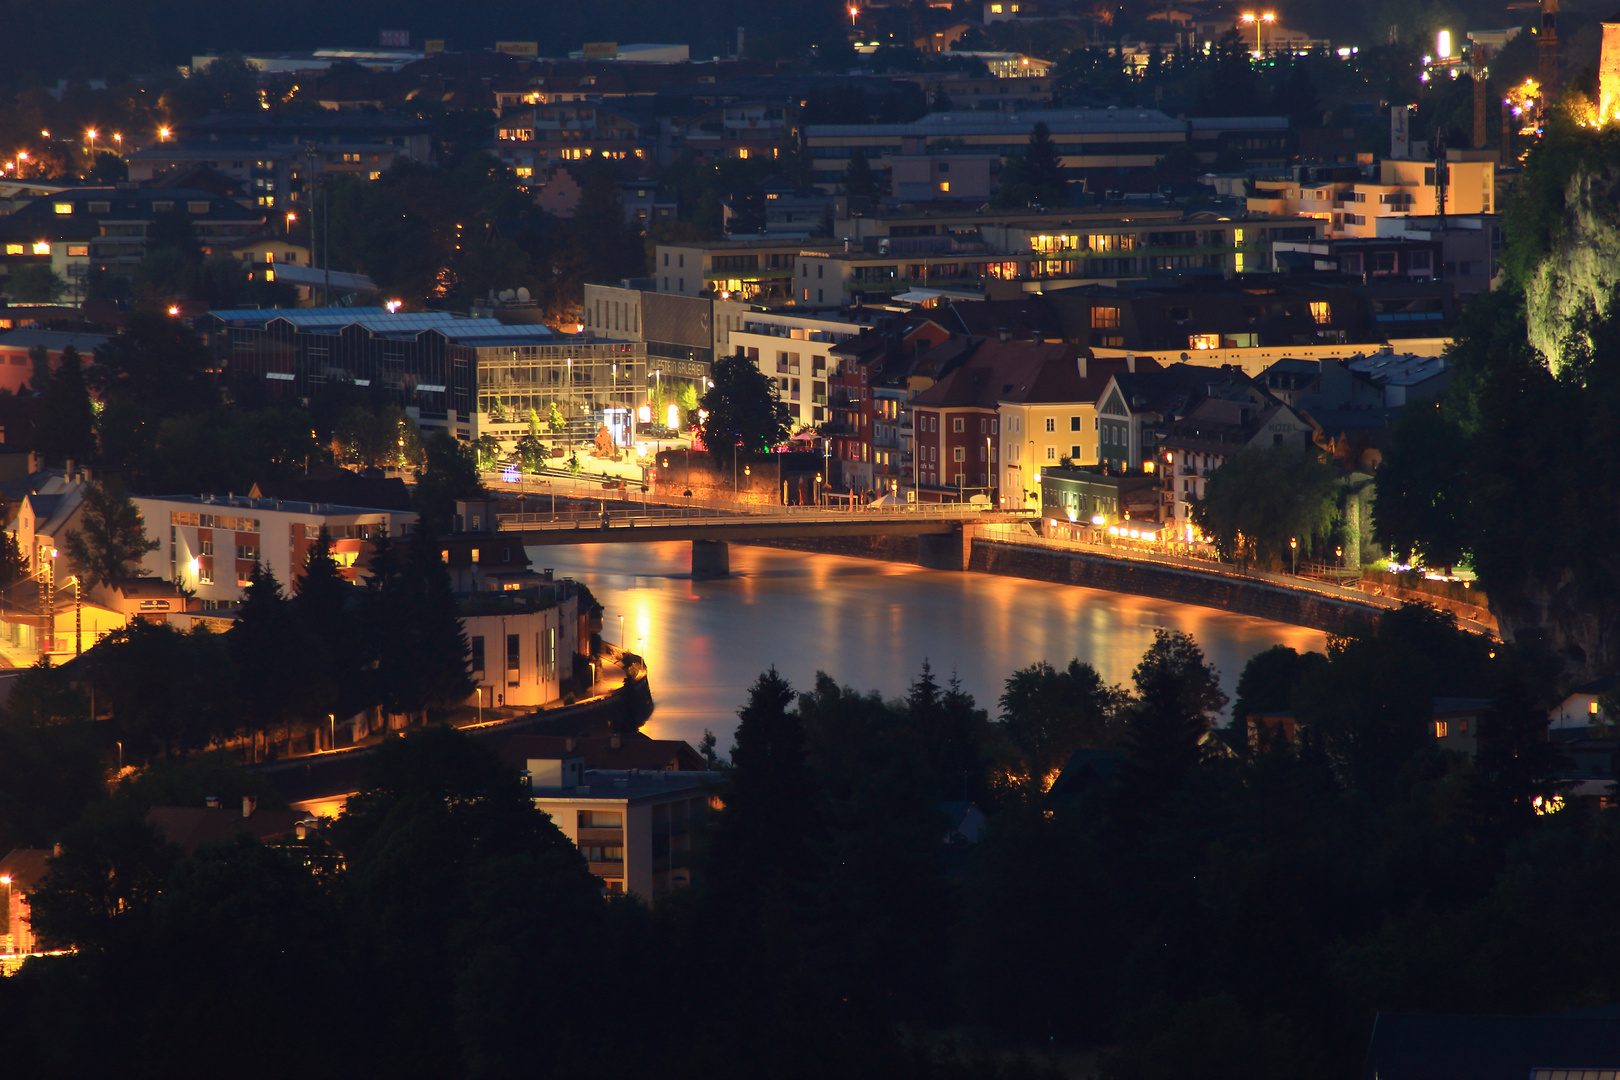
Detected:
[{"left": 531, "top": 542, "right": 1326, "bottom": 748}]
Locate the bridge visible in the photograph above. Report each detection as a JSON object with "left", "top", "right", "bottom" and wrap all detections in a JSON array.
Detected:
[{"left": 494, "top": 503, "right": 1037, "bottom": 576}]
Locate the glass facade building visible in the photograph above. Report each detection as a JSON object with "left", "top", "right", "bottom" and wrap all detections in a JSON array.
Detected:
[{"left": 202, "top": 309, "right": 646, "bottom": 442}]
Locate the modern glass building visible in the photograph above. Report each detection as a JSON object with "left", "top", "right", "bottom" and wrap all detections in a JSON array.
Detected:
[{"left": 201, "top": 309, "right": 646, "bottom": 443}]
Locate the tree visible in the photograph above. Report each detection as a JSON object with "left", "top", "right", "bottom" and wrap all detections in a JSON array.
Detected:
[
  {"left": 1373, "top": 399, "right": 1472, "bottom": 569},
  {"left": 842, "top": 149, "right": 883, "bottom": 199},
  {"left": 230, "top": 562, "right": 296, "bottom": 749},
  {"left": 998, "top": 658, "right": 1127, "bottom": 785},
  {"left": 699, "top": 352, "right": 791, "bottom": 462},
  {"left": 706, "top": 668, "right": 820, "bottom": 906},
  {"left": 1020, "top": 122, "right": 1067, "bottom": 206},
  {"left": 0, "top": 531, "right": 25, "bottom": 588},
  {"left": 291, "top": 528, "right": 363, "bottom": 724},
  {"left": 1231, "top": 644, "right": 1325, "bottom": 732},
  {"left": 1119, "top": 630, "right": 1228, "bottom": 786},
  {"left": 62, "top": 477, "right": 159, "bottom": 590},
  {"left": 1192, "top": 444, "right": 1341, "bottom": 568},
  {"left": 7, "top": 264, "right": 68, "bottom": 303},
  {"left": 27, "top": 342, "right": 52, "bottom": 393},
  {"left": 33, "top": 344, "right": 96, "bottom": 467},
  {"left": 414, "top": 429, "right": 485, "bottom": 531},
  {"left": 89, "top": 311, "right": 219, "bottom": 469},
  {"left": 367, "top": 522, "right": 471, "bottom": 722},
  {"left": 25, "top": 815, "right": 178, "bottom": 952}
]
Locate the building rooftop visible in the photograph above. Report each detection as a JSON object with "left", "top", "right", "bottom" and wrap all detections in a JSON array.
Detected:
[
  {"left": 137, "top": 492, "right": 415, "bottom": 518},
  {"left": 807, "top": 107, "right": 1287, "bottom": 138},
  {"left": 528, "top": 767, "right": 720, "bottom": 802},
  {"left": 206, "top": 308, "right": 561, "bottom": 343},
  {"left": 0, "top": 328, "right": 111, "bottom": 353},
  {"left": 502, "top": 734, "right": 708, "bottom": 773}
]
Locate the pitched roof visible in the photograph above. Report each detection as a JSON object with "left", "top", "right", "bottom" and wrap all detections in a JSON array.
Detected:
[
  {"left": 499, "top": 733, "right": 707, "bottom": 773},
  {"left": 144, "top": 805, "right": 302, "bottom": 855}
]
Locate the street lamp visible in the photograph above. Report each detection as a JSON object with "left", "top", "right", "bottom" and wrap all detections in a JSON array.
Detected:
[
  {"left": 1239, "top": 12, "right": 1275, "bottom": 54},
  {"left": 1289, "top": 535, "right": 1298, "bottom": 575},
  {"left": 85, "top": 128, "right": 97, "bottom": 165},
  {"left": 158, "top": 126, "right": 171, "bottom": 141},
  {"left": 618, "top": 613, "right": 624, "bottom": 649}
]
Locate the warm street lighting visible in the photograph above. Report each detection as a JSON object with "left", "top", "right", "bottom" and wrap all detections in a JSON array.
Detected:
[
  {"left": 158, "top": 126, "right": 171, "bottom": 140},
  {"left": 1239, "top": 12, "right": 1275, "bottom": 52},
  {"left": 618, "top": 614, "right": 625, "bottom": 648}
]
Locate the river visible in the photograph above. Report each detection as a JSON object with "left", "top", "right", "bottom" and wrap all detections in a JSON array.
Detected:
[{"left": 527, "top": 542, "right": 1326, "bottom": 749}]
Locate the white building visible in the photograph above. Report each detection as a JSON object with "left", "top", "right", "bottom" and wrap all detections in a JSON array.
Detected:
[
  {"left": 129, "top": 492, "right": 418, "bottom": 607},
  {"left": 715, "top": 307, "right": 868, "bottom": 430},
  {"left": 525, "top": 759, "right": 719, "bottom": 896}
]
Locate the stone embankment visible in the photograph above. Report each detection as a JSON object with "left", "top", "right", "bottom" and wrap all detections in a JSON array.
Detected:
[{"left": 762, "top": 533, "right": 1396, "bottom": 634}]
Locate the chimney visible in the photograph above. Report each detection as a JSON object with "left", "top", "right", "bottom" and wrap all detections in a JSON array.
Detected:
[
  {"left": 205, "top": 794, "right": 220, "bottom": 808},
  {"left": 610, "top": 734, "right": 622, "bottom": 749},
  {"left": 564, "top": 736, "right": 576, "bottom": 751},
  {"left": 1076, "top": 354, "right": 1088, "bottom": 379},
  {"left": 65, "top": 458, "right": 74, "bottom": 479},
  {"left": 241, "top": 795, "right": 257, "bottom": 819},
  {"left": 53, "top": 842, "right": 62, "bottom": 857},
  {"left": 1126, "top": 352, "right": 1136, "bottom": 373},
  {"left": 998, "top": 327, "right": 1011, "bottom": 343}
]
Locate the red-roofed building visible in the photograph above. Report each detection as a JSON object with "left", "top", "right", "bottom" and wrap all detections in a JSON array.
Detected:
[{"left": 144, "top": 798, "right": 302, "bottom": 855}]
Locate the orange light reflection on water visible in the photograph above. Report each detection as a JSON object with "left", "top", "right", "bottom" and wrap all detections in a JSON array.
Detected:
[{"left": 541, "top": 542, "right": 1325, "bottom": 750}]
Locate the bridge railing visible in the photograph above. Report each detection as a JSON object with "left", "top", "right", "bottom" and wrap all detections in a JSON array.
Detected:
[
  {"left": 499, "top": 503, "right": 1032, "bottom": 531},
  {"left": 974, "top": 523, "right": 1497, "bottom": 634}
]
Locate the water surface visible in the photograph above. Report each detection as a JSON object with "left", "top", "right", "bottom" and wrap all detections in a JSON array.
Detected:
[{"left": 530, "top": 542, "right": 1326, "bottom": 748}]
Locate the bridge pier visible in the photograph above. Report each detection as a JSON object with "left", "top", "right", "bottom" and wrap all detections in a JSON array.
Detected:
[
  {"left": 916, "top": 525, "right": 974, "bottom": 571},
  {"left": 692, "top": 539, "right": 731, "bottom": 578}
]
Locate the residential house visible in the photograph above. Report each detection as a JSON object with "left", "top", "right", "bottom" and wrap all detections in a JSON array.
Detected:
[
  {"left": 996, "top": 347, "right": 1157, "bottom": 509},
  {"left": 525, "top": 757, "right": 720, "bottom": 895},
  {"left": 0, "top": 187, "right": 264, "bottom": 297},
  {"left": 145, "top": 797, "right": 303, "bottom": 854},
  {"left": 1153, "top": 370, "right": 1315, "bottom": 534},
  {"left": 1038, "top": 465, "right": 1123, "bottom": 536},
  {"left": 1431, "top": 698, "right": 1494, "bottom": 755},
  {"left": 1552, "top": 674, "right": 1620, "bottom": 731}
]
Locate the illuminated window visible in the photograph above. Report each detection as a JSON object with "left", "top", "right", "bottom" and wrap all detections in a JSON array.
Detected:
[
  {"left": 1091, "top": 305, "right": 1121, "bottom": 329},
  {"left": 990, "top": 3, "right": 1002, "bottom": 11},
  {"left": 1309, "top": 301, "right": 1330, "bottom": 324},
  {"left": 514, "top": 166, "right": 533, "bottom": 177},
  {"left": 4, "top": 244, "right": 21, "bottom": 255},
  {"left": 1434, "top": 720, "right": 1448, "bottom": 738},
  {"left": 31, "top": 241, "right": 49, "bottom": 255},
  {"left": 67, "top": 245, "right": 88, "bottom": 257},
  {"left": 938, "top": 181, "right": 950, "bottom": 193},
  {"left": 1592, "top": 701, "right": 1601, "bottom": 715},
  {"left": 53, "top": 202, "right": 72, "bottom": 215},
  {"left": 369, "top": 171, "right": 381, "bottom": 181},
  {"left": 1188, "top": 333, "right": 1219, "bottom": 350}
]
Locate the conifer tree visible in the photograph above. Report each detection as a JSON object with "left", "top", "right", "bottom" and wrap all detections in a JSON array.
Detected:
[{"left": 34, "top": 345, "right": 96, "bottom": 466}]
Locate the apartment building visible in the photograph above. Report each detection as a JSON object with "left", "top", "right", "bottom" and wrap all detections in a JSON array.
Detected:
[
  {"left": 0, "top": 188, "right": 263, "bottom": 296},
  {"left": 525, "top": 757, "right": 719, "bottom": 896},
  {"left": 124, "top": 492, "right": 414, "bottom": 607},
  {"left": 125, "top": 113, "right": 434, "bottom": 210},
  {"left": 804, "top": 108, "right": 1291, "bottom": 191},
  {"left": 727, "top": 310, "right": 867, "bottom": 430},
  {"left": 1248, "top": 151, "right": 1497, "bottom": 240}
]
